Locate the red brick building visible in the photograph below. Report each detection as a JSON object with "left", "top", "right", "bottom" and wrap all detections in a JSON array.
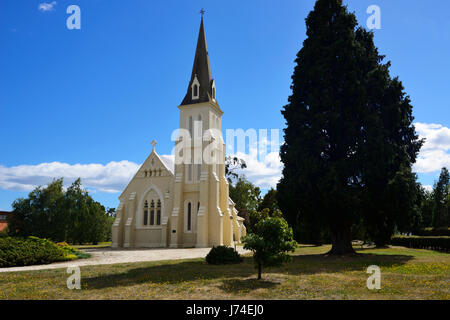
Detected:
[{"left": 0, "top": 211, "right": 12, "bottom": 232}]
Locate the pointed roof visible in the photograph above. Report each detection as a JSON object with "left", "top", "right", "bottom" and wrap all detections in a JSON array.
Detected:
[
  {"left": 119, "top": 148, "right": 174, "bottom": 200},
  {"left": 181, "top": 17, "right": 216, "bottom": 106}
]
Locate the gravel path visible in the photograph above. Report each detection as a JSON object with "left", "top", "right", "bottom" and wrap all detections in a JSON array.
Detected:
[{"left": 0, "top": 247, "right": 250, "bottom": 273}]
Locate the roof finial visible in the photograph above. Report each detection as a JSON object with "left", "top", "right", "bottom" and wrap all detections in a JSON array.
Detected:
[
  {"left": 200, "top": 8, "right": 205, "bottom": 18},
  {"left": 151, "top": 139, "right": 157, "bottom": 152}
]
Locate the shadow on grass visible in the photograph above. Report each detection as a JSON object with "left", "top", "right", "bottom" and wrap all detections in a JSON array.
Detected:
[
  {"left": 280, "top": 253, "right": 413, "bottom": 275},
  {"left": 83, "top": 259, "right": 255, "bottom": 289},
  {"left": 218, "top": 278, "right": 279, "bottom": 294},
  {"left": 83, "top": 252, "right": 413, "bottom": 290},
  {"left": 354, "top": 247, "right": 388, "bottom": 252},
  {"left": 297, "top": 244, "right": 323, "bottom": 248}
]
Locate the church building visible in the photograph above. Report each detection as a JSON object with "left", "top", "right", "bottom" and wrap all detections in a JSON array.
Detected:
[{"left": 111, "top": 17, "right": 246, "bottom": 248}]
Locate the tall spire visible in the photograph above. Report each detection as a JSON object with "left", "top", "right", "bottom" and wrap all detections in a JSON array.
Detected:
[{"left": 181, "top": 16, "right": 216, "bottom": 106}]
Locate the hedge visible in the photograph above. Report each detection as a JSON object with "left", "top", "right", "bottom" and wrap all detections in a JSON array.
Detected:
[
  {"left": 0, "top": 236, "right": 90, "bottom": 267},
  {"left": 415, "top": 228, "right": 450, "bottom": 237},
  {"left": 390, "top": 236, "right": 450, "bottom": 252}
]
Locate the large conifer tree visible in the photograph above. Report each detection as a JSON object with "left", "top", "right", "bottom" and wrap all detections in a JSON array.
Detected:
[{"left": 277, "top": 0, "right": 422, "bottom": 254}]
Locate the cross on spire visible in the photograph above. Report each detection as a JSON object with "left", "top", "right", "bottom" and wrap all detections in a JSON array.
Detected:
[
  {"left": 200, "top": 8, "right": 205, "bottom": 18},
  {"left": 151, "top": 140, "right": 157, "bottom": 151}
]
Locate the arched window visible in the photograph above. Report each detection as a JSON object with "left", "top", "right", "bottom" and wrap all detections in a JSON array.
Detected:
[
  {"left": 191, "top": 75, "right": 200, "bottom": 99},
  {"left": 193, "top": 84, "right": 198, "bottom": 97},
  {"left": 150, "top": 200, "right": 155, "bottom": 225},
  {"left": 157, "top": 199, "right": 161, "bottom": 225},
  {"left": 187, "top": 202, "right": 192, "bottom": 231},
  {"left": 197, "top": 202, "right": 200, "bottom": 213},
  {"left": 143, "top": 201, "right": 148, "bottom": 226}
]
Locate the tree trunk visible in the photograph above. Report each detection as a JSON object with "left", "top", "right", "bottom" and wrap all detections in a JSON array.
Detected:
[
  {"left": 327, "top": 226, "right": 355, "bottom": 255},
  {"left": 257, "top": 263, "right": 262, "bottom": 280}
]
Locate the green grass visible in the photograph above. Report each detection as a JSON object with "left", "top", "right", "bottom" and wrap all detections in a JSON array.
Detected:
[{"left": 0, "top": 245, "right": 448, "bottom": 300}]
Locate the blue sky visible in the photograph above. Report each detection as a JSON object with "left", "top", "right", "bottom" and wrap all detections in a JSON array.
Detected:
[{"left": 1, "top": 0, "right": 449, "bottom": 211}]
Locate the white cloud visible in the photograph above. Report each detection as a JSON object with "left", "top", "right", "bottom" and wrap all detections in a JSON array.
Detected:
[
  {"left": 0, "top": 161, "right": 139, "bottom": 194},
  {"left": 413, "top": 122, "right": 450, "bottom": 173},
  {"left": 423, "top": 185, "right": 433, "bottom": 192},
  {"left": 0, "top": 152, "right": 283, "bottom": 195},
  {"left": 225, "top": 131, "right": 284, "bottom": 189},
  {"left": 229, "top": 151, "right": 283, "bottom": 189},
  {"left": 38, "top": 1, "right": 57, "bottom": 12}
]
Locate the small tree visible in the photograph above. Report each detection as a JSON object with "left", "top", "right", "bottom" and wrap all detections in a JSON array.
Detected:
[
  {"left": 243, "top": 214, "right": 297, "bottom": 280},
  {"left": 248, "top": 208, "right": 269, "bottom": 234}
]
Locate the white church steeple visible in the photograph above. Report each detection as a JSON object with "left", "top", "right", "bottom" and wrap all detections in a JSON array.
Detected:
[
  {"left": 181, "top": 16, "right": 217, "bottom": 106},
  {"left": 111, "top": 14, "right": 246, "bottom": 250}
]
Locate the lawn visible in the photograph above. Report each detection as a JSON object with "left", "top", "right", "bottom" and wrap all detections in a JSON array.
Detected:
[{"left": 0, "top": 245, "right": 448, "bottom": 300}]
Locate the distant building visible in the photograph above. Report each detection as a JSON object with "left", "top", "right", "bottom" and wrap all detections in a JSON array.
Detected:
[{"left": 0, "top": 211, "right": 12, "bottom": 232}]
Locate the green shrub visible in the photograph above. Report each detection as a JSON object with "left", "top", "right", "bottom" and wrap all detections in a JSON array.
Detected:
[
  {"left": 56, "top": 241, "right": 76, "bottom": 254},
  {"left": 64, "top": 254, "right": 78, "bottom": 260},
  {"left": 0, "top": 236, "right": 90, "bottom": 267},
  {"left": 0, "top": 236, "right": 65, "bottom": 267},
  {"left": 56, "top": 241, "right": 91, "bottom": 260},
  {"left": 390, "top": 236, "right": 450, "bottom": 252},
  {"left": 205, "top": 246, "right": 242, "bottom": 265}
]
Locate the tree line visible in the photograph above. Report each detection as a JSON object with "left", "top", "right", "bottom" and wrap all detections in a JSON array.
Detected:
[
  {"left": 8, "top": 178, "right": 115, "bottom": 244},
  {"left": 419, "top": 168, "right": 449, "bottom": 230}
]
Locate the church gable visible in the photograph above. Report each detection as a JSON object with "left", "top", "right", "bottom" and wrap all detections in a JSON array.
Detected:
[
  {"left": 120, "top": 150, "right": 174, "bottom": 201},
  {"left": 140, "top": 152, "right": 174, "bottom": 179}
]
